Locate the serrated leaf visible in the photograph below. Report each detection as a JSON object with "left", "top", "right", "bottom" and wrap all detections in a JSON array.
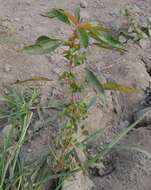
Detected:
[
  {"left": 91, "top": 30, "right": 125, "bottom": 52},
  {"left": 78, "top": 28, "right": 89, "bottom": 48},
  {"left": 102, "top": 82, "right": 137, "bottom": 93},
  {"left": 14, "top": 76, "right": 51, "bottom": 84},
  {"left": 43, "top": 9, "right": 71, "bottom": 24},
  {"left": 22, "top": 36, "right": 62, "bottom": 54},
  {"left": 85, "top": 68, "right": 106, "bottom": 105}
]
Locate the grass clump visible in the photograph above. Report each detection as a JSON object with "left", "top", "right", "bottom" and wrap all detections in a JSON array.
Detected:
[{"left": 0, "top": 89, "right": 35, "bottom": 190}]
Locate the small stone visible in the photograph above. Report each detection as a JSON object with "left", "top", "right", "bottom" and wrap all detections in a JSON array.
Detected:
[
  {"left": 2, "top": 124, "right": 12, "bottom": 138},
  {"left": 130, "top": 32, "right": 139, "bottom": 41},
  {"left": 132, "top": 5, "right": 142, "bottom": 13},
  {"left": 33, "top": 120, "right": 44, "bottom": 132},
  {"left": 27, "top": 129, "right": 32, "bottom": 135},
  {"left": 127, "top": 39, "right": 134, "bottom": 44},
  {"left": 119, "top": 35, "right": 127, "bottom": 43},
  {"left": 110, "top": 20, "right": 122, "bottom": 31},
  {"left": 140, "top": 16, "right": 148, "bottom": 28},
  {"left": 89, "top": 38, "right": 95, "bottom": 45},
  {"left": 25, "top": 1, "right": 31, "bottom": 6},
  {"left": 4, "top": 65, "right": 12, "bottom": 72},
  {"left": 27, "top": 148, "right": 32, "bottom": 153},
  {"left": 0, "top": 17, "right": 8, "bottom": 22},
  {"left": 39, "top": 3, "right": 45, "bottom": 6},
  {"left": 19, "top": 25, "right": 25, "bottom": 31},
  {"left": 1, "top": 21, "right": 9, "bottom": 28},
  {"left": 80, "top": 10, "right": 89, "bottom": 20},
  {"left": 128, "top": 26, "right": 134, "bottom": 33},
  {"left": 80, "top": 0, "right": 88, "bottom": 8},
  {"left": 52, "top": 67, "right": 62, "bottom": 75},
  {"left": 62, "top": 171, "right": 94, "bottom": 190},
  {"left": 119, "top": 120, "right": 130, "bottom": 129},
  {"left": 139, "top": 38, "right": 149, "bottom": 49},
  {"left": 14, "top": 18, "right": 20, "bottom": 22},
  {"left": 141, "top": 54, "right": 151, "bottom": 74},
  {"left": 90, "top": 162, "right": 106, "bottom": 176}
]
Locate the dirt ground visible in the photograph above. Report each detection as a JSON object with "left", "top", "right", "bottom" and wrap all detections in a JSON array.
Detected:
[{"left": 0, "top": 0, "right": 151, "bottom": 190}]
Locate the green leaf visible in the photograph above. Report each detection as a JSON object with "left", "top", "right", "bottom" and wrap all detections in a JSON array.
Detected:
[
  {"left": 94, "top": 41, "right": 117, "bottom": 50},
  {"left": 74, "top": 7, "right": 81, "bottom": 21},
  {"left": 102, "top": 83, "right": 137, "bottom": 93},
  {"left": 85, "top": 68, "right": 104, "bottom": 93},
  {"left": 78, "top": 28, "right": 89, "bottom": 48},
  {"left": 91, "top": 30, "right": 125, "bottom": 52},
  {"left": 79, "top": 21, "right": 107, "bottom": 32},
  {"left": 14, "top": 76, "right": 51, "bottom": 84},
  {"left": 85, "top": 68, "right": 106, "bottom": 105},
  {"left": 22, "top": 36, "right": 63, "bottom": 54},
  {"left": 43, "top": 9, "right": 71, "bottom": 25}
]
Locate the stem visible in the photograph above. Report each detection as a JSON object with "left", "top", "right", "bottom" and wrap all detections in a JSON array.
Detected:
[
  {"left": 67, "top": 30, "right": 77, "bottom": 104},
  {"left": 69, "top": 61, "right": 75, "bottom": 103}
]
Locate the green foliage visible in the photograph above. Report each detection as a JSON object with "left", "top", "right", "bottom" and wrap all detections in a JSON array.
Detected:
[
  {"left": 70, "top": 81, "right": 83, "bottom": 93},
  {"left": 85, "top": 69, "right": 104, "bottom": 94},
  {"left": 64, "top": 101, "right": 88, "bottom": 122},
  {"left": 0, "top": 89, "right": 34, "bottom": 190},
  {"left": 0, "top": 89, "right": 147, "bottom": 190},
  {"left": 44, "top": 9, "right": 72, "bottom": 25},
  {"left": 91, "top": 30, "right": 125, "bottom": 52},
  {"left": 0, "top": 88, "right": 38, "bottom": 124},
  {"left": 19, "top": 6, "right": 139, "bottom": 190},
  {"left": 22, "top": 8, "right": 126, "bottom": 55},
  {"left": 78, "top": 28, "right": 89, "bottom": 48},
  {"left": 22, "top": 36, "right": 63, "bottom": 54},
  {"left": 85, "top": 68, "right": 106, "bottom": 105},
  {"left": 60, "top": 71, "right": 75, "bottom": 80},
  {"left": 64, "top": 48, "right": 86, "bottom": 66},
  {"left": 86, "top": 70, "right": 137, "bottom": 94},
  {"left": 102, "top": 82, "right": 137, "bottom": 93},
  {"left": 14, "top": 76, "right": 51, "bottom": 84},
  {"left": 0, "top": 89, "right": 60, "bottom": 190},
  {"left": 74, "top": 7, "right": 81, "bottom": 21}
]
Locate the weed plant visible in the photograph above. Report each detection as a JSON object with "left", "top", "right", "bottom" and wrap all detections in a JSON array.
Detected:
[
  {"left": 0, "top": 7, "right": 147, "bottom": 190},
  {"left": 21, "top": 7, "right": 138, "bottom": 189}
]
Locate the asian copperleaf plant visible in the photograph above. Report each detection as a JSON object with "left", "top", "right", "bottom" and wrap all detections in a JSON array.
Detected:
[{"left": 21, "top": 7, "right": 137, "bottom": 185}]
